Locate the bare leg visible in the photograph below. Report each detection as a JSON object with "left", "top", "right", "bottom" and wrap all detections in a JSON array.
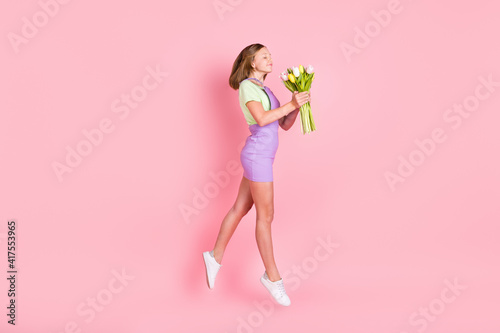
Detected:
[
  {"left": 249, "top": 180, "right": 281, "bottom": 282},
  {"left": 212, "top": 175, "right": 254, "bottom": 264}
]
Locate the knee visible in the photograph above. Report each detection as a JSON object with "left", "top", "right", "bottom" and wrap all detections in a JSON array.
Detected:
[
  {"left": 232, "top": 203, "right": 252, "bottom": 218},
  {"left": 256, "top": 209, "right": 274, "bottom": 224}
]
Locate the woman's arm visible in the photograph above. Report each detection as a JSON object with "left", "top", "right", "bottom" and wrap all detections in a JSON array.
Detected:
[
  {"left": 278, "top": 108, "right": 300, "bottom": 131},
  {"left": 246, "top": 100, "right": 297, "bottom": 127},
  {"left": 246, "top": 91, "right": 310, "bottom": 127},
  {"left": 279, "top": 91, "right": 312, "bottom": 130}
]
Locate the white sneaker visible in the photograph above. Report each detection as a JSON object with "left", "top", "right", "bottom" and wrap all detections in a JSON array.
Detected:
[
  {"left": 260, "top": 271, "right": 291, "bottom": 306},
  {"left": 203, "top": 250, "right": 222, "bottom": 289}
]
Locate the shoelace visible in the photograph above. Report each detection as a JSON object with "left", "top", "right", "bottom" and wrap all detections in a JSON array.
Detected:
[
  {"left": 265, "top": 273, "right": 287, "bottom": 298},
  {"left": 275, "top": 280, "right": 287, "bottom": 298}
]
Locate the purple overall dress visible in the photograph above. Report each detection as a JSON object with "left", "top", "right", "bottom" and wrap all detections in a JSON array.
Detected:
[{"left": 240, "top": 78, "right": 280, "bottom": 182}]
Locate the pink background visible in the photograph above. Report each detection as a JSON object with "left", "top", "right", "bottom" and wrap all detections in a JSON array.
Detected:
[{"left": 1, "top": 0, "right": 499, "bottom": 332}]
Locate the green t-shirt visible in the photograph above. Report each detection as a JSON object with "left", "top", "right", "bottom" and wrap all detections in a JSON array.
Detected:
[{"left": 238, "top": 79, "right": 271, "bottom": 125}]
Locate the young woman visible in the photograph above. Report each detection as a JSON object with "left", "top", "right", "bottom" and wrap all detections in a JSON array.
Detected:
[{"left": 203, "top": 43, "right": 310, "bottom": 306}]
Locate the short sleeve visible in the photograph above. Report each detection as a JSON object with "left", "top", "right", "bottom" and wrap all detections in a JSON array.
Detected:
[
  {"left": 238, "top": 80, "right": 270, "bottom": 125},
  {"left": 239, "top": 80, "right": 263, "bottom": 106}
]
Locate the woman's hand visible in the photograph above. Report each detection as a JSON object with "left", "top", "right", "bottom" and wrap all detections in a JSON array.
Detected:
[{"left": 291, "top": 91, "right": 310, "bottom": 109}]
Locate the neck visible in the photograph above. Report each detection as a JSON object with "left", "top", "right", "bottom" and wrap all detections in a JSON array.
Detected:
[{"left": 249, "top": 71, "right": 265, "bottom": 83}]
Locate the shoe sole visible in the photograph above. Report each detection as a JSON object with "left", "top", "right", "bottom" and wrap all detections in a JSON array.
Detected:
[{"left": 202, "top": 252, "right": 213, "bottom": 289}]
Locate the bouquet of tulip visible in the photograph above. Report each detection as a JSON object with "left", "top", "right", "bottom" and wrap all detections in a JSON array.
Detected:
[{"left": 279, "top": 64, "right": 316, "bottom": 134}]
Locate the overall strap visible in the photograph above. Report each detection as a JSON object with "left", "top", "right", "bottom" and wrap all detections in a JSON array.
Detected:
[{"left": 246, "top": 77, "right": 265, "bottom": 87}]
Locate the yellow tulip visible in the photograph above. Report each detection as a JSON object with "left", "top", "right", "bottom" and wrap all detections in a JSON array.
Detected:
[
  {"left": 299, "top": 65, "right": 304, "bottom": 74},
  {"left": 288, "top": 73, "right": 295, "bottom": 83}
]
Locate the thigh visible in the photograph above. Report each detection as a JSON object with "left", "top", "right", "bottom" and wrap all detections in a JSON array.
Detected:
[
  {"left": 232, "top": 175, "right": 254, "bottom": 215},
  {"left": 249, "top": 180, "right": 274, "bottom": 220}
]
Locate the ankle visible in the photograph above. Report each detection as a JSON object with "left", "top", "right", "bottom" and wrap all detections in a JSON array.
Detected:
[
  {"left": 266, "top": 271, "right": 281, "bottom": 282},
  {"left": 212, "top": 249, "right": 223, "bottom": 264}
]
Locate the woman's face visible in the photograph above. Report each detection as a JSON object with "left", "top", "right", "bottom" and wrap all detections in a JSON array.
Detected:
[{"left": 251, "top": 47, "right": 273, "bottom": 75}]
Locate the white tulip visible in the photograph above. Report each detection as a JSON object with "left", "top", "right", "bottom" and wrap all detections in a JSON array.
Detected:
[
  {"left": 306, "top": 65, "right": 314, "bottom": 74},
  {"left": 293, "top": 66, "right": 300, "bottom": 77},
  {"left": 280, "top": 73, "right": 289, "bottom": 81}
]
